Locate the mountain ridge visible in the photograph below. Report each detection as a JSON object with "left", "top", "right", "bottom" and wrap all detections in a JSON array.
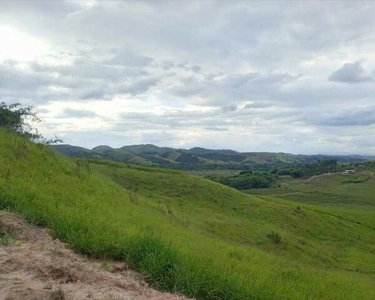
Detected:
[{"left": 51, "top": 143, "right": 375, "bottom": 170}]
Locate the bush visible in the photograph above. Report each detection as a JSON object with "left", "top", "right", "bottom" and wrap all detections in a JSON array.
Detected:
[
  {"left": 291, "top": 170, "right": 303, "bottom": 178},
  {"left": 0, "top": 102, "right": 61, "bottom": 144},
  {"left": 267, "top": 231, "right": 282, "bottom": 244},
  {"left": 208, "top": 172, "right": 273, "bottom": 190},
  {"left": 239, "top": 170, "right": 253, "bottom": 175}
]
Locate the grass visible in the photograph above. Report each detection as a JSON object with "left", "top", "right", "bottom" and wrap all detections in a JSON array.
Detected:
[
  {"left": 0, "top": 227, "right": 14, "bottom": 246},
  {"left": 247, "top": 174, "right": 375, "bottom": 208},
  {"left": 0, "top": 129, "right": 375, "bottom": 299}
]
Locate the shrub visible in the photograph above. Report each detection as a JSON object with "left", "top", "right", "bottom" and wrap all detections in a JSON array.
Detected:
[
  {"left": 0, "top": 102, "right": 61, "bottom": 144},
  {"left": 267, "top": 231, "right": 282, "bottom": 244},
  {"left": 0, "top": 102, "right": 41, "bottom": 140}
]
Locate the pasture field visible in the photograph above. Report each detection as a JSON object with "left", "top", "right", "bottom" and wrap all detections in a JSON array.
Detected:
[
  {"left": 246, "top": 173, "right": 375, "bottom": 208},
  {"left": 0, "top": 129, "right": 375, "bottom": 300}
]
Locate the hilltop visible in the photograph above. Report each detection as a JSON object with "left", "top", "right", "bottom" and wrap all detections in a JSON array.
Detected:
[
  {"left": 1, "top": 129, "right": 375, "bottom": 300},
  {"left": 51, "top": 143, "right": 373, "bottom": 171}
]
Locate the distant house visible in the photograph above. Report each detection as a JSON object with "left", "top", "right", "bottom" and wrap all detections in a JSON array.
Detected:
[{"left": 341, "top": 169, "right": 356, "bottom": 176}]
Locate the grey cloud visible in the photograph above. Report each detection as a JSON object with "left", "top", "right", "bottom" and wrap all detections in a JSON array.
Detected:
[
  {"left": 244, "top": 102, "right": 274, "bottom": 109},
  {"left": 0, "top": 61, "right": 57, "bottom": 91},
  {"left": 108, "top": 49, "right": 153, "bottom": 68},
  {"left": 257, "top": 78, "right": 375, "bottom": 108},
  {"left": 191, "top": 65, "right": 201, "bottom": 73},
  {"left": 1, "top": 56, "right": 157, "bottom": 102},
  {"left": 35, "top": 108, "right": 50, "bottom": 114},
  {"left": 235, "top": 72, "right": 288, "bottom": 90},
  {"left": 79, "top": 89, "right": 109, "bottom": 100},
  {"left": 221, "top": 104, "right": 237, "bottom": 112},
  {"left": 204, "top": 126, "right": 228, "bottom": 131},
  {"left": 328, "top": 61, "right": 374, "bottom": 83},
  {"left": 4, "top": 1, "right": 375, "bottom": 70},
  {"left": 312, "top": 107, "right": 375, "bottom": 127},
  {"left": 31, "top": 59, "right": 149, "bottom": 80},
  {"left": 3, "top": 1, "right": 375, "bottom": 153},
  {"left": 120, "top": 77, "right": 159, "bottom": 95},
  {"left": 169, "top": 71, "right": 298, "bottom": 106},
  {"left": 139, "top": 131, "right": 180, "bottom": 145},
  {"left": 176, "top": 63, "right": 188, "bottom": 69},
  {"left": 160, "top": 60, "right": 175, "bottom": 70},
  {"left": 60, "top": 108, "right": 98, "bottom": 119},
  {"left": 116, "top": 111, "right": 211, "bottom": 130},
  {"left": 1, "top": 0, "right": 82, "bottom": 16},
  {"left": 54, "top": 129, "right": 139, "bottom": 149},
  {"left": 170, "top": 86, "right": 205, "bottom": 98},
  {"left": 115, "top": 105, "right": 297, "bottom": 132}
]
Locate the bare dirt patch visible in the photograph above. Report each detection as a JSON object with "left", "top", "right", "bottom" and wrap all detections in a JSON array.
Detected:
[
  {"left": 0, "top": 211, "right": 192, "bottom": 300},
  {"left": 305, "top": 172, "right": 333, "bottom": 182}
]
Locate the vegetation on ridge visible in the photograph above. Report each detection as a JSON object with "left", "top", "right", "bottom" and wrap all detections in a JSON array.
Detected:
[{"left": 51, "top": 143, "right": 373, "bottom": 171}]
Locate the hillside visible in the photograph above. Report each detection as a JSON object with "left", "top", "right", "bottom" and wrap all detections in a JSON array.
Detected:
[
  {"left": 1, "top": 129, "right": 375, "bottom": 300},
  {"left": 51, "top": 143, "right": 372, "bottom": 171}
]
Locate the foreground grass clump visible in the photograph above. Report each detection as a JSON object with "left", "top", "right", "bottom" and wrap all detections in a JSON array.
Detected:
[
  {"left": 0, "top": 225, "right": 14, "bottom": 246},
  {"left": 0, "top": 129, "right": 375, "bottom": 300}
]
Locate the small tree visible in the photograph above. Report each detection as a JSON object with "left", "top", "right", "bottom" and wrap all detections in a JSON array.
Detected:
[{"left": 0, "top": 102, "right": 61, "bottom": 144}]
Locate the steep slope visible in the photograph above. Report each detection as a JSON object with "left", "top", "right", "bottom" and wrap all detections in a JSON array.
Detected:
[{"left": 1, "top": 130, "right": 375, "bottom": 300}]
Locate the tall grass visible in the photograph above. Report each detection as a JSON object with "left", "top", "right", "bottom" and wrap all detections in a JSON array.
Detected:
[{"left": 0, "top": 129, "right": 374, "bottom": 300}]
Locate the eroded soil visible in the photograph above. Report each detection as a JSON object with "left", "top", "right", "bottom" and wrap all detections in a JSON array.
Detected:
[{"left": 0, "top": 211, "right": 191, "bottom": 300}]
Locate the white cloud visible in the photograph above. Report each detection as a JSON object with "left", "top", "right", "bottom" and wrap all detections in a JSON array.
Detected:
[
  {"left": 0, "top": 25, "right": 50, "bottom": 62},
  {"left": 1, "top": 1, "right": 375, "bottom": 154}
]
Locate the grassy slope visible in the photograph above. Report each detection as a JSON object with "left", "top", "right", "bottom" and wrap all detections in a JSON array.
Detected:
[{"left": 0, "top": 130, "right": 374, "bottom": 300}]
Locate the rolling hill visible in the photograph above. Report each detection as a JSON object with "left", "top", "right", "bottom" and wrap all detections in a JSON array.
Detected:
[
  {"left": 51, "top": 143, "right": 373, "bottom": 171},
  {"left": 1, "top": 129, "right": 375, "bottom": 299}
]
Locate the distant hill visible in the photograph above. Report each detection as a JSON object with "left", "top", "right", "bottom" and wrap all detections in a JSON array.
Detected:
[{"left": 50, "top": 144, "right": 374, "bottom": 170}]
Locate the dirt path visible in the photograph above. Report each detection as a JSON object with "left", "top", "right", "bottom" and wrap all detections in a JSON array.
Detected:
[
  {"left": 305, "top": 172, "right": 333, "bottom": 182},
  {"left": 0, "top": 211, "right": 192, "bottom": 300}
]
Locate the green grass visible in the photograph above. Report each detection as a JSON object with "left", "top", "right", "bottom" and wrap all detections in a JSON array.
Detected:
[
  {"left": 0, "top": 129, "right": 375, "bottom": 300},
  {"left": 0, "top": 226, "right": 14, "bottom": 246},
  {"left": 248, "top": 174, "right": 375, "bottom": 208}
]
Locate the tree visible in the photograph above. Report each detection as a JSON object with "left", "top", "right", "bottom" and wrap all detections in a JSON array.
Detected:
[
  {"left": 0, "top": 102, "right": 61, "bottom": 144},
  {"left": 290, "top": 169, "right": 303, "bottom": 178}
]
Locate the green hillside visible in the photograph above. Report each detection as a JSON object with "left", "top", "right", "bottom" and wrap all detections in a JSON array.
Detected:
[{"left": 1, "top": 129, "right": 375, "bottom": 300}]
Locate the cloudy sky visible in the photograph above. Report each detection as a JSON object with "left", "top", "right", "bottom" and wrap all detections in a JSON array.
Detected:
[{"left": 1, "top": 1, "right": 375, "bottom": 154}]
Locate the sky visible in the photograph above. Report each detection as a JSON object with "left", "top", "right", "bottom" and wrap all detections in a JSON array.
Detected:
[{"left": 1, "top": 1, "right": 375, "bottom": 154}]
